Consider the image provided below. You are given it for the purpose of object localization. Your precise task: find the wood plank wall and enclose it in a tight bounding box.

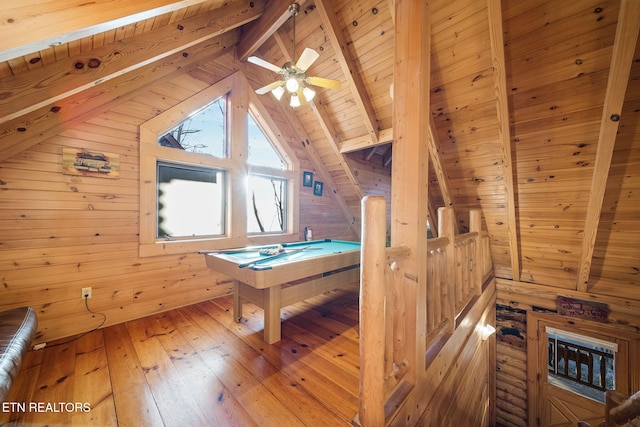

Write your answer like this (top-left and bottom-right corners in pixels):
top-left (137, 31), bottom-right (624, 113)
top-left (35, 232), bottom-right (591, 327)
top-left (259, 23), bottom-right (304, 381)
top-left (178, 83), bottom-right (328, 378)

top-left (416, 283), bottom-right (497, 426)
top-left (345, 154), bottom-right (391, 238)
top-left (0, 51), bottom-right (363, 343)
top-left (495, 304), bottom-right (528, 427)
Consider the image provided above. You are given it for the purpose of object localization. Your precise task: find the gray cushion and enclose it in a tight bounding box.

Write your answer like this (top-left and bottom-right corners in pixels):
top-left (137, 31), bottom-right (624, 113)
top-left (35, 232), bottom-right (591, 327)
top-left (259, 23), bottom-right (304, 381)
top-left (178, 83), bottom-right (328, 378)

top-left (0, 307), bottom-right (37, 403)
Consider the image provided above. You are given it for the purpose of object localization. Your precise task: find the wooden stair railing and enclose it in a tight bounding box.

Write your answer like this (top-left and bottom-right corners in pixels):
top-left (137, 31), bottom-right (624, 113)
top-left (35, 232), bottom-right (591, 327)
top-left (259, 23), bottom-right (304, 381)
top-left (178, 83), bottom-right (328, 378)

top-left (606, 390), bottom-right (640, 426)
top-left (356, 196), bottom-right (493, 427)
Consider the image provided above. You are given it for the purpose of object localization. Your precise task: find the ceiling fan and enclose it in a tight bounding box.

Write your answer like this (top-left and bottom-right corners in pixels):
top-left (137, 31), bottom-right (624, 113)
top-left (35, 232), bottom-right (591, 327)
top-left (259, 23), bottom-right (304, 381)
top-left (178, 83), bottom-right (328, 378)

top-left (248, 2), bottom-right (341, 107)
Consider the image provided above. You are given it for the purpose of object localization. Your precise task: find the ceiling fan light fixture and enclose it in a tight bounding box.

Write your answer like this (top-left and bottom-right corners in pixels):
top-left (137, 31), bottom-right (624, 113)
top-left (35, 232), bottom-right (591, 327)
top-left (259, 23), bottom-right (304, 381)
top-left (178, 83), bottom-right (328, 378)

top-left (302, 86), bottom-right (316, 102)
top-left (272, 85), bottom-right (285, 100)
top-left (290, 93), bottom-right (301, 107)
top-left (285, 77), bottom-right (299, 93)
top-left (249, 2), bottom-right (341, 108)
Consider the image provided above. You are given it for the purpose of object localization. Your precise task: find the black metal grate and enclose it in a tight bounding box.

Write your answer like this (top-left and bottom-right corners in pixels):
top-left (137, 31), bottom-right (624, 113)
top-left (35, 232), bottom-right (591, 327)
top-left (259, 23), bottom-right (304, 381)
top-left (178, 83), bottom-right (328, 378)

top-left (548, 336), bottom-right (614, 392)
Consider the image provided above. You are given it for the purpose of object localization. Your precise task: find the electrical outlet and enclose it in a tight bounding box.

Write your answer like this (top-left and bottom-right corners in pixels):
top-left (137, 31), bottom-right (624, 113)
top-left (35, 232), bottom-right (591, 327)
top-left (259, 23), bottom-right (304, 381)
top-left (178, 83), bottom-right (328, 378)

top-left (81, 287), bottom-right (92, 299)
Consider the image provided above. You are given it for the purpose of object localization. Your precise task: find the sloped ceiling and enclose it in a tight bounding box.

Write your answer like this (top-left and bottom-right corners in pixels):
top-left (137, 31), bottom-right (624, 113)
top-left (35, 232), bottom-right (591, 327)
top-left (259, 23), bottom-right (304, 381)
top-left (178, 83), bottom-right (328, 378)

top-left (0, 0), bottom-right (638, 300)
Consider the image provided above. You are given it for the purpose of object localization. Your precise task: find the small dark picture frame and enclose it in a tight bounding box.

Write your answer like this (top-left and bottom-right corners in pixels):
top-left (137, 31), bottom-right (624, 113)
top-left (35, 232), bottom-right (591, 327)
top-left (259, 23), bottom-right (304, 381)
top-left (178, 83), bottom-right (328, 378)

top-left (303, 171), bottom-right (313, 187)
top-left (313, 181), bottom-right (324, 196)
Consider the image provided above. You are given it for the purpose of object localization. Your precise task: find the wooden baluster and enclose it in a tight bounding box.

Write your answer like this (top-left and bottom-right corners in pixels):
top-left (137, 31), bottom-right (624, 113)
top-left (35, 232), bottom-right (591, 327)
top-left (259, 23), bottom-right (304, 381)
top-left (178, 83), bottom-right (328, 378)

top-left (426, 249), bottom-right (436, 333)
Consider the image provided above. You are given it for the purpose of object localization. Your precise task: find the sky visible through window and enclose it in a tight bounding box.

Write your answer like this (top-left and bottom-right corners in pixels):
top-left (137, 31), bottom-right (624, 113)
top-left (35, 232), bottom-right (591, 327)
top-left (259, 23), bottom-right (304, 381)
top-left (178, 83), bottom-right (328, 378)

top-left (247, 114), bottom-right (285, 170)
top-left (158, 98), bottom-right (226, 158)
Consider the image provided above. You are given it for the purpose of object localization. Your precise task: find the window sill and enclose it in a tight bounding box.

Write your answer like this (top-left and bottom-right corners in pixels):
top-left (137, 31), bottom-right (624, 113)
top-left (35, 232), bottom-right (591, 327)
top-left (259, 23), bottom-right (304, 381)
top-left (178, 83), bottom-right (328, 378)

top-left (139, 233), bottom-right (301, 257)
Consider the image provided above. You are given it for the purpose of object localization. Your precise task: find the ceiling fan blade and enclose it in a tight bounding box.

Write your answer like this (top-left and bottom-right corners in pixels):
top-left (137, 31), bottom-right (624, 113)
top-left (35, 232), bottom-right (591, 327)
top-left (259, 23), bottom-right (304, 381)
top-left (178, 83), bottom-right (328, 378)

top-left (255, 81), bottom-right (284, 95)
top-left (247, 56), bottom-right (282, 73)
top-left (306, 76), bottom-right (342, 90)
top-left (295, 48), bottom-right (319, 72)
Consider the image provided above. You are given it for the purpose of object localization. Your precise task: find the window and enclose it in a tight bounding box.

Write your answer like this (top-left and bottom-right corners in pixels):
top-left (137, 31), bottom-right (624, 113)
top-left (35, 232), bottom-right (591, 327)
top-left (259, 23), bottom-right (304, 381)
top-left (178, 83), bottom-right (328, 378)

top-left (139, 73), bottom-right (299, 256)
top-left (158, 97), bottom-right (226, 158)
top-left (247, 113), bottom-right (285, 170)
top-left (547, 327), bottom-right (617, 403)
top-left (157, 163), bottom-right (225, 238)
top-left (246, 112), bottom-right (289, 234)
top-left (247, 175), bottom-right (286, 233)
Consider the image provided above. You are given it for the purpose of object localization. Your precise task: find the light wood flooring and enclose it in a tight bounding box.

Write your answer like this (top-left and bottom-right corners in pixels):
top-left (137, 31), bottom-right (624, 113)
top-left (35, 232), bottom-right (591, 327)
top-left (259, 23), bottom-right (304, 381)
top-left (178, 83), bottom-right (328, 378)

top-left (1, 284), bottom-right (361, 426)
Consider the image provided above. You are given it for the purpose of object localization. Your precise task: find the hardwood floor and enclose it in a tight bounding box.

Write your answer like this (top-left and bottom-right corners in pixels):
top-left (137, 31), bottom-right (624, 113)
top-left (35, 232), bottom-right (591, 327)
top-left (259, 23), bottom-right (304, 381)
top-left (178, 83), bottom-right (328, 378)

top-left (1, 284), bottom-right (360, 426)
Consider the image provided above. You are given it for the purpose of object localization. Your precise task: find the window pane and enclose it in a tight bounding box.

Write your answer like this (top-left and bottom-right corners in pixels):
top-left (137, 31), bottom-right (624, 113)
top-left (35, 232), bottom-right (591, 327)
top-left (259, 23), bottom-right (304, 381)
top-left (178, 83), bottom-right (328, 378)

top-left (247, 175), bottom-right (286, 233)
top-left (546, 328), bottom-right (616, 403)
top-left (157, 163), bottom-right (225, 238)
top-left (158, 97), bottom-right (226, 158)
top-left (247, 114), bottom-right (285, 170)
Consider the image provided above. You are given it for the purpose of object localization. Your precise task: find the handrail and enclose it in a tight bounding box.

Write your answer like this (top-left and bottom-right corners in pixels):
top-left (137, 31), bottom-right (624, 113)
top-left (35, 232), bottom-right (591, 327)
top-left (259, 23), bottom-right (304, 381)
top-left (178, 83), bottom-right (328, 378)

top-left (357, 197), bottom-right (493, 426)
top-left (607, 390), bottom-right (640, 426)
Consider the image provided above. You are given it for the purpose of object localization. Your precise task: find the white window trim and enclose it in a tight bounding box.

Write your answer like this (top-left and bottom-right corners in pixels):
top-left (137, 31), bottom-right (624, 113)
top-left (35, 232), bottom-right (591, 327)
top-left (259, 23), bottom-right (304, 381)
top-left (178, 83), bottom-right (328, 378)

top-left (546, 326), bottom-right (619, 352)
top-left (139, 72), bottom-right (299, 257)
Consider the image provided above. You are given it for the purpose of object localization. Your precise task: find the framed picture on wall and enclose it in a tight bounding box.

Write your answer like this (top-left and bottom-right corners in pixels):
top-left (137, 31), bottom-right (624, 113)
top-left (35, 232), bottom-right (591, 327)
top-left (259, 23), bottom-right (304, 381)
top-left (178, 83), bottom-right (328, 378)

top-left (303, 171), bottom-right (313, 187)
top-left (313, 181), bottom-right (324, 196)
top-left (62, 148), bottom-right (120, 179)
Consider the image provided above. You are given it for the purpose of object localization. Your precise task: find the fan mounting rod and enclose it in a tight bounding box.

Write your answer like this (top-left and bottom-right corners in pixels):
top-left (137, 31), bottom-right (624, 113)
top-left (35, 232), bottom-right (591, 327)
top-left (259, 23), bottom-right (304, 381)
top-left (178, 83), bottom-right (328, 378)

top-left (247, 0), bottom-right (341, 107)
top-left (288, 2), bottom-right (300, 16)
top-left (289, 2), bottom-right (300, 63)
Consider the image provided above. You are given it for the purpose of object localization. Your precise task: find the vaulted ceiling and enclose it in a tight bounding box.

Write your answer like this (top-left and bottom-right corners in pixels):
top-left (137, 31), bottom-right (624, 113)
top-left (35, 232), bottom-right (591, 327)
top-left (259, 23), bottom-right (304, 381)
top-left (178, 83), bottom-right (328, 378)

top-left (1, 0), bottom-right (639, 300)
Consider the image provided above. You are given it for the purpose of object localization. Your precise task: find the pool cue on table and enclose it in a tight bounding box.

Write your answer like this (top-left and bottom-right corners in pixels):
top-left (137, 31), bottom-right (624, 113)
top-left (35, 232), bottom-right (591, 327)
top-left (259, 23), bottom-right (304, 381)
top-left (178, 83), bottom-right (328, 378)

top-left (237, 245), bottom-right (311, 268)
top-left (198, 247), bottom-right (321, 255)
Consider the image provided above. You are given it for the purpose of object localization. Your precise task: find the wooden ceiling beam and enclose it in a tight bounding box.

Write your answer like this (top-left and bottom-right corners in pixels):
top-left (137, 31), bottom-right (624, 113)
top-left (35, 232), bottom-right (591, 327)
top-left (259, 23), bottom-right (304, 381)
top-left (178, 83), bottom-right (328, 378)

top-left (236, 0), bottom-right (309, 62)
top-left (340, 128), bottom-right (393, 153)
top-left (286, 103), bottom-right (361, 239)
top-left (0, 0), bottom-right (261, 126)
top-left (0, 32), bottom-right (237, 162)
top-left (262, 9), bottom-right (364, 232)
top-left (315, 0), bottom-right (380, 144)
top-left (427, 116), bottom-right (457, 234)
top-left (0, 0), bottom-right (212, 62)
top-left (237, 58), bottom-right (361, 238)
top-left (365, 147), bottom-right (378, 161)
top-left (309, 99), bottom-right (364, 200)
top-left (382, 148), bottom-right (392, 167)
top-left (577, 0), bottom-right (640, 292)
top-left (487, 0), bottom-right (520, 281)
top-left (267, 16), bottom-right (364, 220)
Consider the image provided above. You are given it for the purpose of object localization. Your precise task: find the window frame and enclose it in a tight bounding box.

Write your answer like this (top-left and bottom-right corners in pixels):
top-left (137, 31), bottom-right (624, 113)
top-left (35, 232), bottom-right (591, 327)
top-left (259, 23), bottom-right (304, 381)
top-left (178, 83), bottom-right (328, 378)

top-left (139, 72), bottom-right (299, 257)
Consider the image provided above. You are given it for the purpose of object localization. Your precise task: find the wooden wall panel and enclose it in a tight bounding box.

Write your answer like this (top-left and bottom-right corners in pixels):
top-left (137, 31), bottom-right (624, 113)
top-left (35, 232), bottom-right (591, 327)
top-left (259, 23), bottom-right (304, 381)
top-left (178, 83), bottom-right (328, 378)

top-left (416, 290), bottom-right (496, 427)
top-left (503, 0), bottom-right (621, 289)
top-left (345, 153), bottom-right (391, 236)
top-left (430, 0), bottom-right (512, 279)
top-left (588, 38), bottom-right (640, 299)
top-left (0, 53), bottom-right (357, 343)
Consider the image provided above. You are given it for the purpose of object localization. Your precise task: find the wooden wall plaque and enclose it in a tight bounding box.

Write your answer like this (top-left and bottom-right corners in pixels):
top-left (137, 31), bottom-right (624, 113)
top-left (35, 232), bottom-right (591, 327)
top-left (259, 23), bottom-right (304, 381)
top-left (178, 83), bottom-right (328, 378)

top-left (557, 296), bottom-right (609, 322)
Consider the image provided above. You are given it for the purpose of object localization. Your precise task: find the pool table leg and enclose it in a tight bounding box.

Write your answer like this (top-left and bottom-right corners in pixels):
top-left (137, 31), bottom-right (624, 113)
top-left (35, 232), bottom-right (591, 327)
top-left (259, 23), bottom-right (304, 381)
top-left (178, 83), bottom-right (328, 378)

top-left (263, 286), bottom-right (282, 344)
top-left (233, 280), bottom-right (242, 322)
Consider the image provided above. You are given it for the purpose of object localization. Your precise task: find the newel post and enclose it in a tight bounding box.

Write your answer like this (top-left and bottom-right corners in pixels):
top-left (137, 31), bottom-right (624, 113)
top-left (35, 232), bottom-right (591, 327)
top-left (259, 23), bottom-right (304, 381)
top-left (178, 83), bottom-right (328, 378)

top-left (469, 209), bottom-right (482, 294)
top-left (359, 196), bottom-right (386, 426)
top-left (438, 206), bottom-right (455, 332)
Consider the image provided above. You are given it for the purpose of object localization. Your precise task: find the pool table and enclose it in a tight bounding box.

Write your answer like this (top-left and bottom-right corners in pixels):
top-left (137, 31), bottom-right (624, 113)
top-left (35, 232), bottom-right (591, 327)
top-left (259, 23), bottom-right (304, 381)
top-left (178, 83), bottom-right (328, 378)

top-left (203, 239), bottom-right (361, 343)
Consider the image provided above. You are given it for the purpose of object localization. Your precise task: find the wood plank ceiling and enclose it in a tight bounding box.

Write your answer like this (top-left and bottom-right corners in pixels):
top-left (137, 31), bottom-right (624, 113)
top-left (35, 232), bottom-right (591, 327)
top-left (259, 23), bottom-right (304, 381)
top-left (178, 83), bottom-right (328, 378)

top-left (0, 0), bottom-right (639, 300)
